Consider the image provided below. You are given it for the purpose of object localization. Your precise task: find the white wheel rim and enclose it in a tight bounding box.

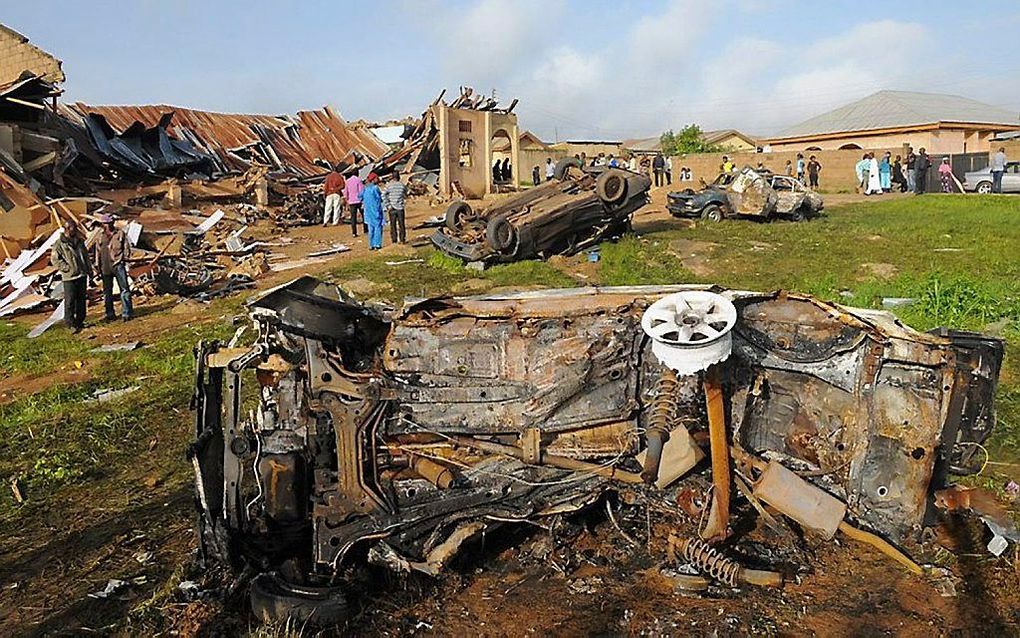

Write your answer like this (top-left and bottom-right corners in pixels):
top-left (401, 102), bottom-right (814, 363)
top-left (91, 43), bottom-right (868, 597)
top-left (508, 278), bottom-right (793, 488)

top-left (641, 291), bottom-right (737, 374)
top-left (642, 291), bottom-right (736, 346)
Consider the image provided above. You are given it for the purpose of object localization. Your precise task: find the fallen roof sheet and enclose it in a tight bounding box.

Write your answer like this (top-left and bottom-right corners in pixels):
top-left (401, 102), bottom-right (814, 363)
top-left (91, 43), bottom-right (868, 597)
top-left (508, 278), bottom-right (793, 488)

top-left (60, 103), bottom-right (389, 178)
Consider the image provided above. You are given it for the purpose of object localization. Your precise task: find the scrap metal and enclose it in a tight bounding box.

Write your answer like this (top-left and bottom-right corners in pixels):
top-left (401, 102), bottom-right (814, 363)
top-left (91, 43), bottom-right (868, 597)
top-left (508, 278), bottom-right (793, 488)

top-left (190, 279), bottom-right (1004, 624)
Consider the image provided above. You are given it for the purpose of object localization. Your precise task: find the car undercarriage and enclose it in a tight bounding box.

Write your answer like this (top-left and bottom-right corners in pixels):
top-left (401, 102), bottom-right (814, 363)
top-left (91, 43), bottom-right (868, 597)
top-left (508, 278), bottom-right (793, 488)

top-left (190, 277), bottom-right (1004, 625)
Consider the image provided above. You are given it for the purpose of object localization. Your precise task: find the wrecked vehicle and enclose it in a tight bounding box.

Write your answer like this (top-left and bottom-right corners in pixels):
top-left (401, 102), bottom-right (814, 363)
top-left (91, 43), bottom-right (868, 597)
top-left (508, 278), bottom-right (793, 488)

top-left (431, 161), bottom-right (650, 263)
top-left (191, 277), bottom-right (1002, 624)
top-left (667, 167), bottom-right (823, 222)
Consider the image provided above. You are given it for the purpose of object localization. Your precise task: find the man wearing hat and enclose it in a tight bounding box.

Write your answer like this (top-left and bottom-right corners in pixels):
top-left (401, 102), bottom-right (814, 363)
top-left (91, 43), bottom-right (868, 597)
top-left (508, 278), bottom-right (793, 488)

top-left (362, 173), bottom-right (385, 250)
top-left (95, 213), bottom-right (134, 321)
top-left (50, 219), bottom-right (91, 333)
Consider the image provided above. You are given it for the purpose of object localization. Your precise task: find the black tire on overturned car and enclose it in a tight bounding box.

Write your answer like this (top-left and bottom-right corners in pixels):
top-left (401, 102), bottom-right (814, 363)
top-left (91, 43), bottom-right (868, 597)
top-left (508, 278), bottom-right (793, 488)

top-left (250, 572), bottom-right (350, 628)
top-left (553, 157), bottom-right (582, 181)
top-left (596, 169), bottom-right (629, 205)
top-left (445, 200), bottom-right (474, 231)
top-left (485, 215), bottom-right (516, 252)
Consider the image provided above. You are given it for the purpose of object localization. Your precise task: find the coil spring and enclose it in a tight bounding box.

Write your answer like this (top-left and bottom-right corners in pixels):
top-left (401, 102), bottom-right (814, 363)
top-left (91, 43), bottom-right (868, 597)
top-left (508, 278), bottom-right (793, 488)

top-left (676, 538), bottom-right (741, 586)
top-left (648, 367), bottom-right (680, 434)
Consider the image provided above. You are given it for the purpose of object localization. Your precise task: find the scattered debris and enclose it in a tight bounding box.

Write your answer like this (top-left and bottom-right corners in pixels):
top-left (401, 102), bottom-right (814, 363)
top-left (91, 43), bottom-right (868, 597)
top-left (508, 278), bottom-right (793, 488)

top-left (881, 297), bottom-right (915, 308)
top-left (88, 385), bottom-right (140, 403)
top-left (9, 478), bottom-right (25, 504)
top-left (87, 576), bottom-right (147, 599)
top-left (385, 258), bottom-right (425, 266)
top-left (935, 485), bottom-right (1020, 556)
top-left (90, 341), bottom-right (142, 353)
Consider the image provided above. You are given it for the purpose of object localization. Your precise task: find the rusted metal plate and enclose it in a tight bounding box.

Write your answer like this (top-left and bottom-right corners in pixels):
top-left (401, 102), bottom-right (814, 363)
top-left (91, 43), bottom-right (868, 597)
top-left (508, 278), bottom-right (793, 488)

top-left (61, 103), bottom-right (388, 178)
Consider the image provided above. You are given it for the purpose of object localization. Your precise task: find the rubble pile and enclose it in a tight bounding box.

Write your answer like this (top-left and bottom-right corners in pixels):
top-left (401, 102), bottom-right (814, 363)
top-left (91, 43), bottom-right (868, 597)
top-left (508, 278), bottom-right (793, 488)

top-left (372, 86), bottom-right (518, 200)
top-left (0, 27), bottom-right (392, 325)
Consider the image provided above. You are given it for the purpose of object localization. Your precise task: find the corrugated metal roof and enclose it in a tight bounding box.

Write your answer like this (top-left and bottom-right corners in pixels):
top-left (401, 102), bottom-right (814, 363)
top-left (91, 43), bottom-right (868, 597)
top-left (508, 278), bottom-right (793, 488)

top-left (772, 90), bottom-right (1020, 140)
top-left (61, 102), bottom-right (389, 177)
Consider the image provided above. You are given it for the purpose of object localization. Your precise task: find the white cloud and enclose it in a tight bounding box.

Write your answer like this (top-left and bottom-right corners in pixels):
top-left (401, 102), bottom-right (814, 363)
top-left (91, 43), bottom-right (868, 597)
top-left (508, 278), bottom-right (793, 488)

top-left (628, 0), bottom-right (719, 70)
top-left (408, 5), bottom-right (1008, 141)
top-left (416, 0), bottom-right (568, 80)
top-left (532, 46), bottom-right (602, 96)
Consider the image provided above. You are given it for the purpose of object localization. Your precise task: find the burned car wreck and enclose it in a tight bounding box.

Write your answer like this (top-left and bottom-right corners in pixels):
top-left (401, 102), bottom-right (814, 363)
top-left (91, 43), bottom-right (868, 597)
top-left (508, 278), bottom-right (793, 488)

top-left (668, 167), bottom-right (823, 222)
top-left (190, 277), bottom-right (1003, 625)
top-left (431, 160), bottom-right (651, 263)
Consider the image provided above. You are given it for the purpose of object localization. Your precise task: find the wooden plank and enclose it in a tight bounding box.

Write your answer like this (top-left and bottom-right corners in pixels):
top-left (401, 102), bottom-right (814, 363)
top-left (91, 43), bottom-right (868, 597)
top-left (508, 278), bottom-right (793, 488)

top-left (21, 151), bottom-right (56, 172)
top-left (3, 97), bottom-right (45, 110)
top-left (20, 131), bottom-right (60, 154)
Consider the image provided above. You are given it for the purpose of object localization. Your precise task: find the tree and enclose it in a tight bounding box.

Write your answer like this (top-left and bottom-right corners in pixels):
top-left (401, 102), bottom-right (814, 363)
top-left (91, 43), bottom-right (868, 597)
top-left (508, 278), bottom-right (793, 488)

top-left (659, 125), bottom-right (727, 155)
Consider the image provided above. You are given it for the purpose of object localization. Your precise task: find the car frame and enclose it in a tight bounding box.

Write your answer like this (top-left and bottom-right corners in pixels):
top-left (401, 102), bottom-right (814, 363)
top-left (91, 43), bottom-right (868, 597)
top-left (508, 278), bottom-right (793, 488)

top-left (667, 167), bottom-right (823, 222)
top-left (190, 277), bottom-right (1001, 625)
top-left (431, 160), bottom-right (651, 263)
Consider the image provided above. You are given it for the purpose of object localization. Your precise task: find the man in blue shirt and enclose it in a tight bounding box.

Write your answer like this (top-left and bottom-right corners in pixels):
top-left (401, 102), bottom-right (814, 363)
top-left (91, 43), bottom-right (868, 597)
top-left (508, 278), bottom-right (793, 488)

top-left (362, 173), bottom-right (385, 250)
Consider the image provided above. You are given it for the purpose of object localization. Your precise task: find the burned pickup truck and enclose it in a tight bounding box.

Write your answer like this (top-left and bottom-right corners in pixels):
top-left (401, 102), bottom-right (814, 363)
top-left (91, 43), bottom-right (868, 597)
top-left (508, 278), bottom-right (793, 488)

top-left (431, 161), bottom-right (650, 263)
top-left (191, 277), bottom-right (1003, 625)
top-left (668, 167), bottom-right (823, 222)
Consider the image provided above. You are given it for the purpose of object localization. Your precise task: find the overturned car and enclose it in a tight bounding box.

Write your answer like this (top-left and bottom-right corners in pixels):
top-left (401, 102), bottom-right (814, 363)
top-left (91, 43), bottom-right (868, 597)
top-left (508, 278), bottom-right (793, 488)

top-left (190, 277), bottom-right (1002, 624)
top-left (668, 167), bottom-right (823, 222)
top-left (431, 160), bottom-right (651, 263)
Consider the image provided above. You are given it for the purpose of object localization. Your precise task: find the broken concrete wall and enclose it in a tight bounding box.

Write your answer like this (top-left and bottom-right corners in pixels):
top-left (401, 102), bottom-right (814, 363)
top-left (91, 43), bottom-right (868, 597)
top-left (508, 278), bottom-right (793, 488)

top-left (436, 104), bottom-right (519, 198)
top-left (0, 25), bottom-right (64, 86)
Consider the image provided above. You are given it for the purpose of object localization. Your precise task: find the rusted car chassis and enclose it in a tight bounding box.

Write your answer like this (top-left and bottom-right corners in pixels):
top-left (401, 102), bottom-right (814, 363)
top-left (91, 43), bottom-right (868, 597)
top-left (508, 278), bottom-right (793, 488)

top-left (190, 277), bottom-right (1002, 621)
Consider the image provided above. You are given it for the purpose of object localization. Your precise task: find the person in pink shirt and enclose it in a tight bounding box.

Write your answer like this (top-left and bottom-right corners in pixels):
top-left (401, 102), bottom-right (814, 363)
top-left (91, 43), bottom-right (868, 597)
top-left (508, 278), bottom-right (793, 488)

top-left (938, 157), bottom-right (954, 193)
top-left (344, 173), bottom-right (366, 236)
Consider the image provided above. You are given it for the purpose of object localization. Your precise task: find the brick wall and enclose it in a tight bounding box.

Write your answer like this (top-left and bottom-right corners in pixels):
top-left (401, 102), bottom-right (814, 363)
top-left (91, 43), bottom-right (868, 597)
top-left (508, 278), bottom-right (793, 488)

top-left (671, 147), bottom-right (910, 192)
top-left (0, 25), bottom-right (64, 85)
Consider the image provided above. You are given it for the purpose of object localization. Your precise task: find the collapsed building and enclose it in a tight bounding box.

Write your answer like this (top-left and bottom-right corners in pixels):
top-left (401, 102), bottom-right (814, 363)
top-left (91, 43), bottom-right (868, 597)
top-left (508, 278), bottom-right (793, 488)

top-left (377, 87), bottom-right (521, 199)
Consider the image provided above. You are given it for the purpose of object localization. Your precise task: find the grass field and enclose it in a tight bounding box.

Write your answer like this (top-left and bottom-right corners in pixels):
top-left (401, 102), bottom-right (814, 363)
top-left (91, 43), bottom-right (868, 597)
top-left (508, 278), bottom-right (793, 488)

top-left (1, 193), bottom-right (1018, 633)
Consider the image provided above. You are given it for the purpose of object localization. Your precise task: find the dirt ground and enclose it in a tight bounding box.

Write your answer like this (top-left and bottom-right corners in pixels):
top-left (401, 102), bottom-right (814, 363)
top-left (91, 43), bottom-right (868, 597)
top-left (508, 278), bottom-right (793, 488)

top-left (3, 183), bottom-right (1014, 637)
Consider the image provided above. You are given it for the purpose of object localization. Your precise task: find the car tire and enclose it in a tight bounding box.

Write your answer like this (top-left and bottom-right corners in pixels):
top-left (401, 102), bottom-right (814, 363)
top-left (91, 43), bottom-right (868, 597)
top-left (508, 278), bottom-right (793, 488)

top-left (701, 204), bottom-right (723, 223)
top-left (445, 201), bottom-right (474, 231)
top-left (789, 206), bottom-right (807, 222)
top-left (596, 169), bottom-right (628, 205)
top-left (486, 215), bottom-right (516, 251)
top-left (976, 181), bottom-right (992, 194)
top-left (553, 157), bottom-right (582, 180)
top-left (250, 572), bottom-right (349, 628)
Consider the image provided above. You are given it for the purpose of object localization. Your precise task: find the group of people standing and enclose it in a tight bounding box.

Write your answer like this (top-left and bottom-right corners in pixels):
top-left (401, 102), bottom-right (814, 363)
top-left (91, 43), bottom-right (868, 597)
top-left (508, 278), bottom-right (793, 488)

top-left (323, 165), bottom-right (407, 249)
top-left (855, 147), bottom-right (946, 195)
top-left (533, 152), bottom-right (678, 187)
top-left (491, 158), bottom-right (513, 184)
top-left (777, 153), bottom-right (822, 187)
top-left (50, 214), bottom-right (134, 333)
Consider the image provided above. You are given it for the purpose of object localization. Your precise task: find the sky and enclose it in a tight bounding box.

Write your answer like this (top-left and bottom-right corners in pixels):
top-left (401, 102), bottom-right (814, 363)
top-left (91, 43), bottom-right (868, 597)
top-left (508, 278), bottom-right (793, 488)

top-left (6, 1), bottom-right (1020, 141)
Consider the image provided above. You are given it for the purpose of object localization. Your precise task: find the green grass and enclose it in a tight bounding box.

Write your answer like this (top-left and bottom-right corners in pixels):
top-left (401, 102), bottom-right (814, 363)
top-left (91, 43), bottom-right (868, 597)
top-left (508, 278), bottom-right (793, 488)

top-left (327, 246), bottom-right (575, 303)
top-left (0, 312), bottom-right (237, 513)
top-left (0, 321), bottom-right (93, 377)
